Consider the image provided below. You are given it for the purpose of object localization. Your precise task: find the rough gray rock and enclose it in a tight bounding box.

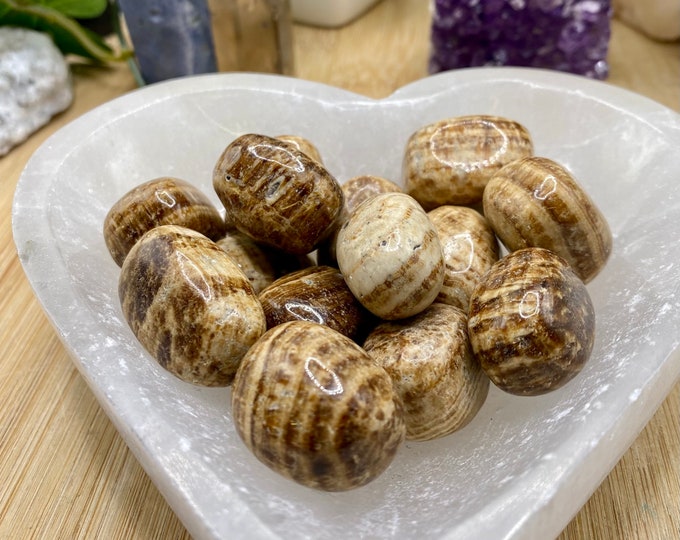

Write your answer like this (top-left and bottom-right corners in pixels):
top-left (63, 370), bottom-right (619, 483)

top-left (0, 27), bottom-right (73, 156)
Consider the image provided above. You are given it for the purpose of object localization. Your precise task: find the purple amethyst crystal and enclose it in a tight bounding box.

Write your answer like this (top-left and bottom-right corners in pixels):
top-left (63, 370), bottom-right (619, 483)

top-left (429, 0), bottom-right (612, 79)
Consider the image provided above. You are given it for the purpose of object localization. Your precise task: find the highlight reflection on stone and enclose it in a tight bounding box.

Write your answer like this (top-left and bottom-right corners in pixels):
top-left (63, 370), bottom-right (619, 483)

top-left (276, 134), bottom-right (324, 163)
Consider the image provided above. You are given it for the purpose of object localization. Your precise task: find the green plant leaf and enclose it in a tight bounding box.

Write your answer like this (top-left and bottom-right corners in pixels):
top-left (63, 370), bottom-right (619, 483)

top-left (42, 0), bottom-right (108, 19)
top-left (0, 0), bottom-right (131, 62)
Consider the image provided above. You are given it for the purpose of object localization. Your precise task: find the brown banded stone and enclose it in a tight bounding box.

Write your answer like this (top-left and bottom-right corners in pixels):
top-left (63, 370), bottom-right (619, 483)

top-left (403, 115), bottom-right (533, 208)
top-left (258, 266), bottom-right (374, 342)
top-left (216, 230), bottom-right (313, 294)
top-left (468, 247), bottom-right (595, 396)
top-left (428, 205), bottom-right (500, 311)
top-left (118, 225), bottom-right (266, 386)
top-left (275, 134), bottom-right (324, 163)
top-left (231, 321), bottom-right (405, 491)
top-left (103, 176), bottom-right (226, 266)
top-left (483, 156), bottom-right (612, 283)
top-left (212, 133), bottom-right (344, 255)
top-left (364, 303), bottom-right (489, 441)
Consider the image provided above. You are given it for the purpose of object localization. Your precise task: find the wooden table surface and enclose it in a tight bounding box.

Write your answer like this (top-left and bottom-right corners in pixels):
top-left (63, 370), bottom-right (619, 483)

top-left (1, 1), bottom-right (678, 538)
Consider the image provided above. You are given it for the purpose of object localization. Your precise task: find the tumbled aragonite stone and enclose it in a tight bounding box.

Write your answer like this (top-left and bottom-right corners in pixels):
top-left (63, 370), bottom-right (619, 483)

top-left (364, 303), bottom-right (489, 441)
top-left (483, 156), bottom-right (612, 283)
top-left (403, 115), bottom-right (533, 208)
top-left (429, 0), bottom-right (612, 79)
top-left (317, 174), bottom-right (403, 266)
top-left (276, 134), bottom-right (324, 163)
top-left (468, 247), bottom-right (595, 396)
top-left (118, 225), bottom-right (266, 386)
top-left (104, 176), bottom-right (227, 267)
top-left (216, 230), bottom-right (313, 294)
top-left (213, 133), bottom-right (344, 255)
top-left (428, 205), bottom-right (500, 311)
top-left (231, 320), bottom-right (406, 491)
top-left (336, 192), bottom-right (444, 320)
top-left (258, 266), bottom-right (375, 341)
top-left (342, 175), bottom-right (403, 213)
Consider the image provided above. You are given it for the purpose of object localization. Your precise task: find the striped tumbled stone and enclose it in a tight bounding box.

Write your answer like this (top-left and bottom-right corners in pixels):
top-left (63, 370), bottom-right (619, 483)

top-left (118, 225), bottom-right (265, 386)
top-left (231, 321), bottom-right (406, 491)
top-left (403, 115), bottom-right (533, 209)
top-left (213, 133), bottom-right (344, 255)
top-left (468, 247), bottom-right (595, 396)
top-left (428, 205), bottom-right (500, 312)
top-left (336, 192), bottom-right (444, 320)
top-left (483, 156), bottom-right (612, 283)
top-left (364, 303), bottom-right (489, 441)
top-left (104, 177), bottom-right (226, 267)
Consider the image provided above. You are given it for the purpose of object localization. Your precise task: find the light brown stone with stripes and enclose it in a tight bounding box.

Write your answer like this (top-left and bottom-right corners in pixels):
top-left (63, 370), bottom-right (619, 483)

top-left (336, 192), bottom-right (444, 320)
top-left (363, 303), bottom-right (489, 441)
top-left (275, 134), bottom-right (324, 164)
top-left (402, 115), bottom-right (533, 209)
top-left (318, 174), bottom-right (403, 266)
top-left (118, 225), bottom-right (266, 386)
top-left (483, 156), bottom-right (612, 283)
top-left (103, 177), bottom-right (227, 267)
top-left (342, 175), bottom-right (403, 213)
top-left (428, 205), bottom-right (500, 311)
top-left (231, 320), bottom-right (405, 491)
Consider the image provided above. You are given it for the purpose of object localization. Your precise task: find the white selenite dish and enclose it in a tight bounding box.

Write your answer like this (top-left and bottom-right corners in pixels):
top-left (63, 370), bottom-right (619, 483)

top-left (12, 68), bottom-right (680, 540)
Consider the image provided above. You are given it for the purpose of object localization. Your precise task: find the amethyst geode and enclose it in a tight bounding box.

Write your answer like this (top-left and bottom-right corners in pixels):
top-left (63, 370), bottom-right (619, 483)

top-left (429, 0), bottom-right (612, 79)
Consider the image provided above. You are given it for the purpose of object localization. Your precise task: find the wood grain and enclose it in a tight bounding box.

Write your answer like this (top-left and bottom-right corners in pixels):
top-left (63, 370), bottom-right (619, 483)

top-left (1, 1), bottom-right (678, 538)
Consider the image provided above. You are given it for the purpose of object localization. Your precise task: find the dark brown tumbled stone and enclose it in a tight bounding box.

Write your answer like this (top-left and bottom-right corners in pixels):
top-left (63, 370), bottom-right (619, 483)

top-left (212, 133), bottom-right (344, 255)
top-left (258, 266), bottom-right (375, 341)
top-left (468, 247), bottom-right (595, 396)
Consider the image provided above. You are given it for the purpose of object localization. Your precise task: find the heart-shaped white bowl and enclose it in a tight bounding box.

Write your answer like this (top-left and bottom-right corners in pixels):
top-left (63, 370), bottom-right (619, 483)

top-left (12, 68), bottom-right (680, 540)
